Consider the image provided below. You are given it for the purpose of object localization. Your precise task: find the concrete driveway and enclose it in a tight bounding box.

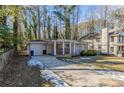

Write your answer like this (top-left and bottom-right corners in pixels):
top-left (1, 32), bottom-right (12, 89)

top-left (31, 56), bottom-right (95, 70)
top-left (31, 56), bottom-right (124, 87)
top-left (31, 56), bottom-right (70, 69)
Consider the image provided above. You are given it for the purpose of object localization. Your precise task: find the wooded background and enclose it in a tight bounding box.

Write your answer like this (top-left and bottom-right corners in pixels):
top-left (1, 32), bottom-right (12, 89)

top-left (0, 5), bottom-right (124, 52)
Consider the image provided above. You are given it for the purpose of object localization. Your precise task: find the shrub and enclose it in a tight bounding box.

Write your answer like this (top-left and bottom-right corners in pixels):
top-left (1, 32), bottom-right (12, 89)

top-left (0, 24), bottom-right (13, 50)
top-left (86, 50), bottom-right (97, 56)
top-left (80, 50), bottom-right (97, 56)
top-left (80, 50), bottom-right (86, 56)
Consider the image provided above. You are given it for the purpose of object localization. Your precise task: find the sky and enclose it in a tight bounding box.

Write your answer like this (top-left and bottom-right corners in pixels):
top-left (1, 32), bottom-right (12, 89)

top-left (80, 5), bottom-right (124, 24)
top-left (79, 5), bottom-right (100, 22)
top-left (27, 5), bottom-right (124, 26)
top-left (48, 5), bottom-right (102, 23)
top-left (47, 5), bottom-right (124, 24)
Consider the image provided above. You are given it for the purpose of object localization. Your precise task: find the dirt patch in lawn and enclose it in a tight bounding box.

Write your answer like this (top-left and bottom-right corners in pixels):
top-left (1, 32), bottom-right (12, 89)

top-left (0, 56), bottom-right (53, 87)
top-left (100, 78), bottom-right (124, 87)
top-left (58, 56), bottom-right (124, 72)
top-left (54, 56), bottom-right (124, 87)
top-left (53, 70), bottom-right (124, 87)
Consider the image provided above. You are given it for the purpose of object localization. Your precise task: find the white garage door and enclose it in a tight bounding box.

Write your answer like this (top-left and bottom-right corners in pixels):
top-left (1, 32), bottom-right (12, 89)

top-left (30, 43), bottom-right (43, 56)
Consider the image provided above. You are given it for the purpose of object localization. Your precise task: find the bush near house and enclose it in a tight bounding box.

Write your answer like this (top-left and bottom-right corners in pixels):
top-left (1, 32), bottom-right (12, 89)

top-left (80, 50), bottom-right (85, 56)
top-left (80, 50), bottom-right (97, 56)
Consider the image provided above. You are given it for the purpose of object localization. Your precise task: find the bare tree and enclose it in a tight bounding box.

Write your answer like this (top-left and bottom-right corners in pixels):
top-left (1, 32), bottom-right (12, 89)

top-left (53, 5), bottom-right (76, 39)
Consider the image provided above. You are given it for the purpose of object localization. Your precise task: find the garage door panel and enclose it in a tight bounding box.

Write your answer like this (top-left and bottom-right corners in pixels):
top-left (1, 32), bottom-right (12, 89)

top-left (30, 44), bottom-right (42, 56)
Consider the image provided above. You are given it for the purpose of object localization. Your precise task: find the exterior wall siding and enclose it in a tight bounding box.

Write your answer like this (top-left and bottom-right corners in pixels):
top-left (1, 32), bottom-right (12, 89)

top-left (29, 43), bottom-right (45, 56)
top-left (80, 28), bottom-right (124, 56)
top-left (101, 28), bottom-right (109, 54)
top-left (29, 40), bottom-right (80, 56)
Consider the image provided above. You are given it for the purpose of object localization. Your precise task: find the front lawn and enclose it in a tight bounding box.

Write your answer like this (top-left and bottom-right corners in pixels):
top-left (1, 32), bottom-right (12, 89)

top-left (96, 56), bottom-right (124, 63)
top-left (94, 56), bottom-right (124, 71)
top-left (57, 56), bottom-right (124, 72)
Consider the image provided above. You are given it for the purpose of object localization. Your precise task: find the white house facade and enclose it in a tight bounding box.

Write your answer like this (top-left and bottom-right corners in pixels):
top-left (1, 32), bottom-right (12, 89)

top-left (28, 39), bottom-right (81, 57)
top-left (80, 27), bottom-right (124, 57)
top-left (28, 27), bottom-right (124, 57)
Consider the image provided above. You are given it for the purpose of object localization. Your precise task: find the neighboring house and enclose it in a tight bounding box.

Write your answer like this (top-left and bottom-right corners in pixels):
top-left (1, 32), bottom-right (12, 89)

top-left (28, 39), bottom-right (81, 56)
top-left (109, 29), bottom-right (124, 57)
top-left (79, 27), bottom-right (124, 57)
top-left (79, 32), bottom-right (102, 51)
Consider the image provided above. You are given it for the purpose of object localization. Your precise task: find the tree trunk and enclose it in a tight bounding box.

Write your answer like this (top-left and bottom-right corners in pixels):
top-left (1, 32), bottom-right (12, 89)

top-left (47, 16), bottom-right (51, 39)
top-left (37, 6), bottom-right (41, 40)
top-left (13, 16), bottom-right (18, 50)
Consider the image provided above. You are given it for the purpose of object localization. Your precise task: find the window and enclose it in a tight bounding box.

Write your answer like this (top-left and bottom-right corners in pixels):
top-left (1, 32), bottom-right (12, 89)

top-left (111, 37), bottom-right (114, 42)
top-left (119, 36), bottom-right (122, 42)
top-left (119, 36), bottom-right (121, 42)
top-left (96, 39), bottom-right (100, 42)
top-left (111, 47), bottom-right (114, 52)
top-left (122, 46), bottom-right (124, 51)
top-left (118, 46), bottom-right (124, 51)
top-left (123, 37), bottom-right (124, 42)
top-left (118, 46), bottom-right (121, 51)
top-left (98, 46), bottom-right (101, 50)
top-left (65, 44), bottom-right (69, 48)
